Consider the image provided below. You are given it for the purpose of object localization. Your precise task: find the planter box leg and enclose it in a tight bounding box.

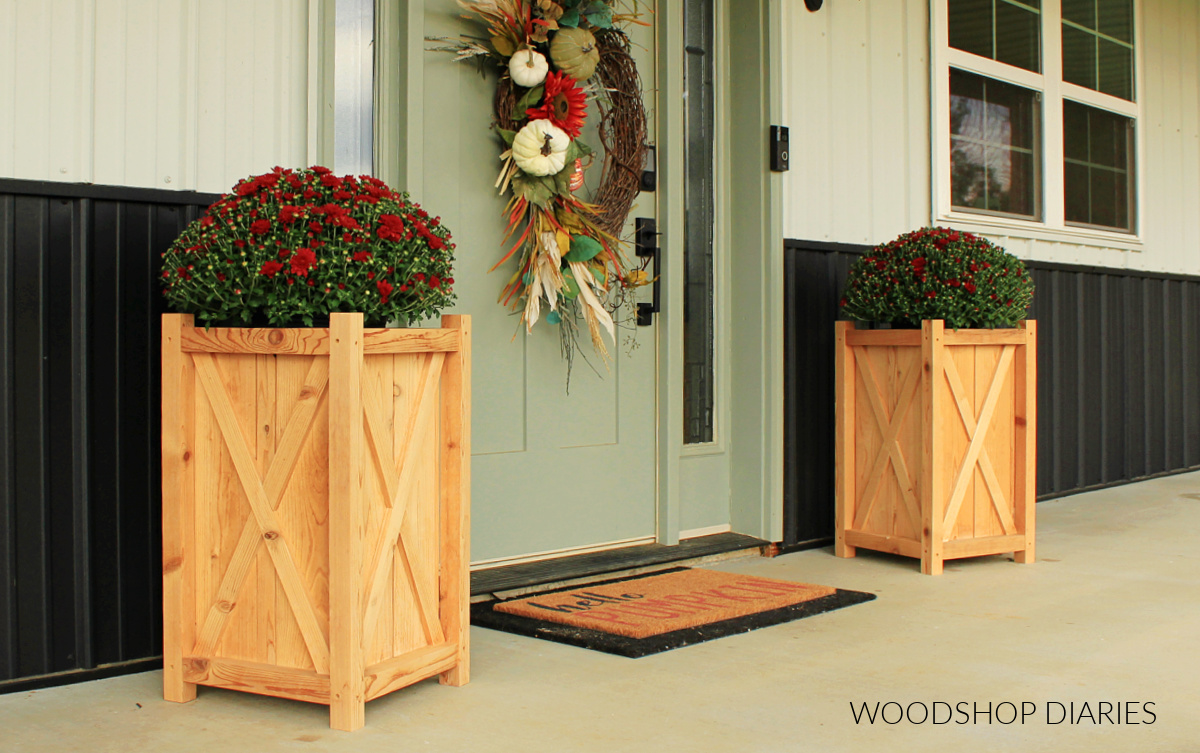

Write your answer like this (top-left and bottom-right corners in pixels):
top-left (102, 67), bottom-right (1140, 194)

top-left (438, 315), bottom-right (471, 687)
top-left (329, 314), bottom-right (365, 732)
top-left (833, 322), bottom-right (856, 559)
top-left (162, 313), bottom-right (198, 703)
top-left (921, 550), bottom-right (944, 576)
top-left (834, 534), bottom-right (856, 559)
top-left (920, 320), bottom-right (945, 577)
top-left (1014, 321), bottom-right (1037, 565)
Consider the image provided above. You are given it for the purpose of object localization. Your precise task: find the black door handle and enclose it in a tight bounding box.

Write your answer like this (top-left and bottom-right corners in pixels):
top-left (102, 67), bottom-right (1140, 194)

top-left (636, 217), bottom-right (659, 326)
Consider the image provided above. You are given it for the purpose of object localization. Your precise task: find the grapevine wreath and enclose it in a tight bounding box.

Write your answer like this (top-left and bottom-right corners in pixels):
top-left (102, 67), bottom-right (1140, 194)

top-left (432, 0), bottom-right (650, 364)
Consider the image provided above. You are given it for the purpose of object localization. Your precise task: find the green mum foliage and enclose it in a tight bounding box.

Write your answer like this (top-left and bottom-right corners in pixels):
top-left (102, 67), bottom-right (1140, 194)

top-left (840, 227), bottom-right (1034, 329)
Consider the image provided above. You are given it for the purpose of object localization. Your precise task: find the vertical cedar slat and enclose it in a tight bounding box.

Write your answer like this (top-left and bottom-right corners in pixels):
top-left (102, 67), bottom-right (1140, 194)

top-left (161, 314), bottom-right (197, 702)
top-left (13, 195), bottom-right (49, 676)
top-left (1014, 321), bottom-right (1037, 563)
top-left (833, 321), bottom-right (855, 558)
top-left (255, 354), bottom-right (278, 666)
top-left (328, 313), bottom-right (365, 731)
top-left (921, 320), bottom-right (945, 576)
top-left (439, 315), bottom-right (471, 686)
top-left (0, 195), bottom-right (14, 681)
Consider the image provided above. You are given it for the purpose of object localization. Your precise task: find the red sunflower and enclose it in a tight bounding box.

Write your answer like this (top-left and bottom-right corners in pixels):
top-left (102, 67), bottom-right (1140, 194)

top-left (526, 70), bottom-right (587, 139)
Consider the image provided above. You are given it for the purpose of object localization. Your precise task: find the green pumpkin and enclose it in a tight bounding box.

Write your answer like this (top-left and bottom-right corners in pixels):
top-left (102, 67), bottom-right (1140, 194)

top-left (550, 27), bottom-right (599, 81)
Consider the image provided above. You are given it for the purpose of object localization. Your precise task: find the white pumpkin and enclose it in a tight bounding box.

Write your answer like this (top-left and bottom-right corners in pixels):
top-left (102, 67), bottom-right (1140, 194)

top-left (508, 48), bottom-right (549, 88)
top-left (512, 119), bottom-right (570, 176)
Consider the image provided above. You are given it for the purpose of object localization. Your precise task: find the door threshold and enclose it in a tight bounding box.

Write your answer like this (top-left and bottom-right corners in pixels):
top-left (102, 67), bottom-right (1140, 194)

top-left (470, 532), bottom-right (770, 598)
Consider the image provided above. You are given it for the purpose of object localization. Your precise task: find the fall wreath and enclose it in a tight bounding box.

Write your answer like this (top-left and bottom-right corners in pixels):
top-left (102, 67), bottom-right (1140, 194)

top-left (432, 0), bottom-right (649, 364)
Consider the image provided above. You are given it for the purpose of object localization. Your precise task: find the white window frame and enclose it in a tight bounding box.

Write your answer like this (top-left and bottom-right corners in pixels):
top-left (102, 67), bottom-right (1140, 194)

top-left (931, 0), bottom-right (1145, 249)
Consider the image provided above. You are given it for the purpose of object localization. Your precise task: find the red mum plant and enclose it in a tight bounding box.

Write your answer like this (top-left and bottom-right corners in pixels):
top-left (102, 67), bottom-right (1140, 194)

top-left (840, 227), bottom-right (1033, 329)
top-left (526, 70), bottom-right (587, 138)
top-left (162, 166), bottom-right (456, 327)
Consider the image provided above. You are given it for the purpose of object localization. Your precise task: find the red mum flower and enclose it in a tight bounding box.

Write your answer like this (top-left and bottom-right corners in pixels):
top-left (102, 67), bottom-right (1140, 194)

top-left (526, 70), bottom-right (587, 138)
top-left (377, 213), bottom-right (406, 242)
top-left (290, 248), bottom-right (317, 277)
top-left (260, 260), bottom-right (285, 278)
top-left (250, 219), bottom-right (271, 235)
top-left (377, 279), bottom-right (394, 303)
top-left (353, 251), bottom-right (372, 262)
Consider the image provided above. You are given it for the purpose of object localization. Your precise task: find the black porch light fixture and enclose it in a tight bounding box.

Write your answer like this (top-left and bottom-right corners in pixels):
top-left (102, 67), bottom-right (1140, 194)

top-left (805, 0), bottom-right (823, 10)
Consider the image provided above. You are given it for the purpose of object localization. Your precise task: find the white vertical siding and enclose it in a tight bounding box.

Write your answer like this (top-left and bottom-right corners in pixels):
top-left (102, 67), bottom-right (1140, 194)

top-left (780, 0), bottom-right (931, 247)
top-left (781, 0), bottom-right (1200, 275)
top-left (0, 0), bottom-right (311, 194)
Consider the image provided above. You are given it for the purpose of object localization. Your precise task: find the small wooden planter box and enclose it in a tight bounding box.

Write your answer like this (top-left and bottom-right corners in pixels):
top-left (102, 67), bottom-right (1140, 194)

top-left (161, 313), bottom-right (470, 731)
top-left (834, 320), bottom-right (1036, 575)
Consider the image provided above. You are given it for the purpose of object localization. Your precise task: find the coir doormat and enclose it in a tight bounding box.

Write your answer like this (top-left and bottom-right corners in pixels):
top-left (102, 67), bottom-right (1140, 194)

top-left (471, 567), bottom-right (876, 657)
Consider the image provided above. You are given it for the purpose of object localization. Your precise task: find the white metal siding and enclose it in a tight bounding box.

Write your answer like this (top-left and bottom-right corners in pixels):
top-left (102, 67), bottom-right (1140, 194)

top-left (780, 0), bottom-right (932, 248)
top-left (0, 0), bottom-right (311, 194)
top-left (781, 0), bottom-right (1200, 275)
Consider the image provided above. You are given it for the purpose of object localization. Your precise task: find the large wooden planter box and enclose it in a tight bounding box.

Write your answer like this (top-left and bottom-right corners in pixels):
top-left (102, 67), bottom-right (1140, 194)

top-left (834, 320), bottom-right (1036, 575)
top-left (161, 312), bottom-right (470, 731)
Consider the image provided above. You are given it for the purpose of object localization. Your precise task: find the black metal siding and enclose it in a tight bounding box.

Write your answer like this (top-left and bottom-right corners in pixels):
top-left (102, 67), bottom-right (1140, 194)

top-left (0, 180), bottom-right (217, 688)
top-left (784, 240), bottom-right (1200, 547)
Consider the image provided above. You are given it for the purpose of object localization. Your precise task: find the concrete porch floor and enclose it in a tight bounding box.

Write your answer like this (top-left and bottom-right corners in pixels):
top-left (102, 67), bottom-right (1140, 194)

top-left (3, 472), bottom-right (1198, 752)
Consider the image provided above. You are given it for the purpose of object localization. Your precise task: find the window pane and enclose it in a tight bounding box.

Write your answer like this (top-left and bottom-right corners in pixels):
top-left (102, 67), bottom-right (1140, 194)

top-left (949, 0), bottom-right (992, 59)
top-left (683, 0), bottom-right (715, 444)
top-left (1063, 100), bottom-right (1134, 231)
top-left (1062, 25), bottom-right (1097, 90)
top-left (1087, 105), bottom-right (1130, 169)
top-left (1090, 169), bottom-right (1127, 229)
top-left (1064, 162), bottom-right (1090, 220)
top-left (950, 69), bottom-right (984, 137)
top-left (948, 0), bottom-right (1040, 72)
top-left (995, 2), bottom-right (1040, 71)
top-left (1098, 39), bottom-right (1133, 100)
top-left (991, 148), bottom-right (1038, 215)
top-left (1063, 101), bottom-right (1089, 161)
top-left (1062, 0), bottom-right (1095, 28)
top-left (949, 69), bottom-right (1040, 219)
top-left (951, 137), bottom-right (989, 210)
top-left (1063, 0), bottom-right (1134, 102)
top-left (1098, 0), bottom-right (1133, 43)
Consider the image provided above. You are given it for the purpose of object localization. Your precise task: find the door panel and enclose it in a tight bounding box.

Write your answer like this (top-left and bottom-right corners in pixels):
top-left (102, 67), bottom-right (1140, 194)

top-left (421, 2), bottom-right (658, 564)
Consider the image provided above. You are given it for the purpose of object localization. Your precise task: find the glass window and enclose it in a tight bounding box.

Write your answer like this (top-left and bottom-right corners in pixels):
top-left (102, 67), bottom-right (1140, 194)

top-left (683, 0), bottom-right (715, 444)
top-left (950, 69), bottom-right (1041, 218)
top-left (938, 0), bottom-right (1138, 237)
top-left (949, 0), bottom-right (1042, 73)
top-left (1063, 100), bottom-right (1134, 230)
top-left (1062, 0), bottom-right (1135, 101)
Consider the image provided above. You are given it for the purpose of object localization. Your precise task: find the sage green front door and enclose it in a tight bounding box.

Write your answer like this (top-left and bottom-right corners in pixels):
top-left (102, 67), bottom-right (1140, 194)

top-left (421, 6), bottom-right (659, 566)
